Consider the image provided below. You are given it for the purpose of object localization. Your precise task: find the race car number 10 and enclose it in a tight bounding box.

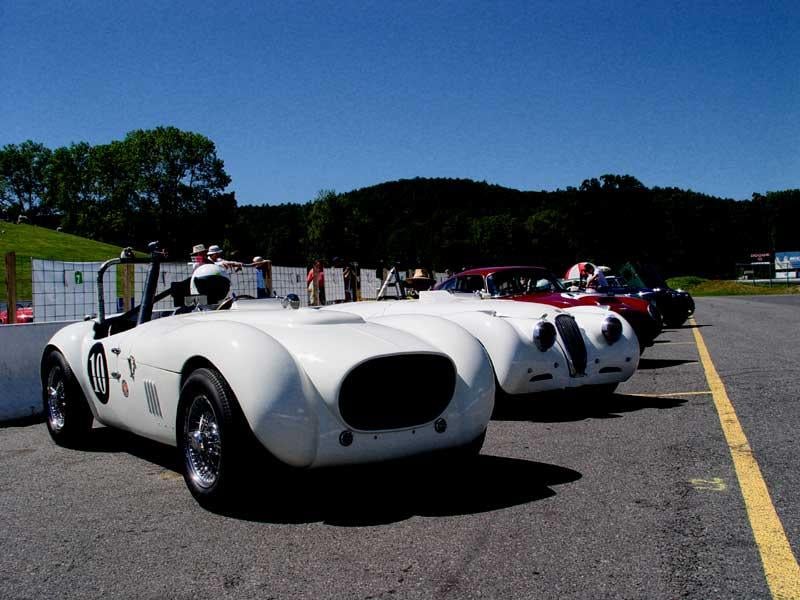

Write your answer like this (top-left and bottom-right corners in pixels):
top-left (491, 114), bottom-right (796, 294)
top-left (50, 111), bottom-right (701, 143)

top-left (87, 343), bottom-right (110, 404)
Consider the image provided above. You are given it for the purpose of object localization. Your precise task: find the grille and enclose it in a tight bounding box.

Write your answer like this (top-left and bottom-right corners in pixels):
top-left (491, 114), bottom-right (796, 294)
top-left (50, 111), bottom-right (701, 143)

top-left (555, 314), bottom-right (587, 376)
top-left (144, 380), bottom-right (163, 418)
top-left (338, 355), bottom-right (456, 431)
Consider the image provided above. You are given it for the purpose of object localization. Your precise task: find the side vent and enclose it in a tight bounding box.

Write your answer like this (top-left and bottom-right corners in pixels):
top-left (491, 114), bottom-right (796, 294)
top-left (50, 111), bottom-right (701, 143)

top-left (144, 380), bottom-right (163, 418)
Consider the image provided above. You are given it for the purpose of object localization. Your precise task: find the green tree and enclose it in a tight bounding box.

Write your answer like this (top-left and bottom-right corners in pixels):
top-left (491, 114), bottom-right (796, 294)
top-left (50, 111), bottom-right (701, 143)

top-left (0, 141), bottom-right (52, 220)
top-left (122, 127), bottom-right (232, 251)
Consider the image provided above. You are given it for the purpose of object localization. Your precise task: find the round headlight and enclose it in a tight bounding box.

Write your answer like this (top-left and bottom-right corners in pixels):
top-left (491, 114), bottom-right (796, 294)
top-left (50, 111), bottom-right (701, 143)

top-left (533, 320), bottom-right (557, 351)
top-left (602, 316), bottom-right (623, 344)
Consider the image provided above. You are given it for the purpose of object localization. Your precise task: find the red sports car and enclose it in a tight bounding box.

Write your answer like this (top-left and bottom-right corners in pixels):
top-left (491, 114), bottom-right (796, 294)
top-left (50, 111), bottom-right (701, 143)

top-left (0, 302), bottom-right (34, 324)
top-left (434, 266), bottom-right (662, 351)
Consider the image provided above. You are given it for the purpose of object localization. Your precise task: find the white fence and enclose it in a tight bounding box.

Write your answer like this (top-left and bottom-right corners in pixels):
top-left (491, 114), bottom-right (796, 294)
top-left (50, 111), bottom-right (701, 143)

top-left (24, 259), bottom-right (450, 322)
top-left (32, 259), bottom-right (117, 322)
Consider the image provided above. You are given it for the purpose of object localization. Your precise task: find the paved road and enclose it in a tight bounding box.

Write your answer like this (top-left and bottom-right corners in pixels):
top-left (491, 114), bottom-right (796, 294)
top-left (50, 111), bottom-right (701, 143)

top-left (1, 296), bottom-right (797, 599)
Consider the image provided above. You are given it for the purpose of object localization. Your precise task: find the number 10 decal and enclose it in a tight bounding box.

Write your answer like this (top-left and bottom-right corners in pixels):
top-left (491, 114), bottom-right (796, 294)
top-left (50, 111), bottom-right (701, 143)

top-left (87, 343), bottom-right (110, 404)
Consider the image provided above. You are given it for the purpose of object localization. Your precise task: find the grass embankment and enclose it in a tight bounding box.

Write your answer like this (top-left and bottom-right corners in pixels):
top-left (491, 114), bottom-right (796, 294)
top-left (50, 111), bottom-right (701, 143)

top-left (667, 276), bottom-right (800, 297)
top-left (0, 221), bottom-right (142, 301)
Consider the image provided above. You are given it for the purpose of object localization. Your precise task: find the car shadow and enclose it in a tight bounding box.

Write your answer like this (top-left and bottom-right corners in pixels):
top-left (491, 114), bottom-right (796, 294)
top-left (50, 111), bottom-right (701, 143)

top-left (0, 413), bottom-right (45, 429)
top-left (668, 323), bottom-right (710, 329)
top-left (492, 393), bottom-right (686, 423)
top-left (637, 358), bottom-right (698, 370)
top-left (211, 455), bottom-right (582, 526)
top-left (73, 426), bottom-right (181, 472)
top-left (64, 426), bottom-right (581, 526)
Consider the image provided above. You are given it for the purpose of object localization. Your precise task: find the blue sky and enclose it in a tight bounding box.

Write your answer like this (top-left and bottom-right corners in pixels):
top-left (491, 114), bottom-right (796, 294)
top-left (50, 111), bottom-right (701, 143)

top-left (2, 1), bottom-right (798, 204)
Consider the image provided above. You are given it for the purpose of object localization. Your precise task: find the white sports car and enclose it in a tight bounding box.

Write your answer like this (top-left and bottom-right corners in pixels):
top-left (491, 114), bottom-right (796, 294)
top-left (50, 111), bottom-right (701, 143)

top-left (320, 291), bottom-right (640, 398)
top-left (41, 247), bottom-right (494, 507)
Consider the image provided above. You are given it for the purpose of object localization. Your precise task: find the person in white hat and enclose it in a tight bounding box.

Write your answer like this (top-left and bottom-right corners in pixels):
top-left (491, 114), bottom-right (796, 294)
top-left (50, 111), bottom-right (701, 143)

top-left (207, 244), bottom-right (243, 272)
top-left (253, 256), bottom-right (272, 298)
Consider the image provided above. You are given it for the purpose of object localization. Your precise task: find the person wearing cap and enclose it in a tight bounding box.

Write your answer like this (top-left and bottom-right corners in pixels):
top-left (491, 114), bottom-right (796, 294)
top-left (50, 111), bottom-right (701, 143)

top-left (190, 243), bottom-right (209, 269)
top-left (207, 244), bottom-right (243, 272)
top-left (253, 256), bottom-right (272, 298)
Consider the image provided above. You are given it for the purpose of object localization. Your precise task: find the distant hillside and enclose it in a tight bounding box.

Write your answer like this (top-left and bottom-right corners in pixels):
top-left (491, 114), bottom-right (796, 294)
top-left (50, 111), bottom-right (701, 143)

top-left (233, 176), bottom-right (799, 278)
top-left (0, 221), bottom-right (142, 300)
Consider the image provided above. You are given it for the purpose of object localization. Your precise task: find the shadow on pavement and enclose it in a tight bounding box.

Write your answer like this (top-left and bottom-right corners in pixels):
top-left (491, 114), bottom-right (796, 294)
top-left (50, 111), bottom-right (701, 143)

top-left (60, 426), bottom-right (581, 526)
top-left (72, 426), bottom-right (180, 472)
top-left (213, 455), bottom-right (581, 526)
top-left (0, 413), bottom-right (45, 429)
top-left (492, 392), bottom-right (686, 423)
top-left (637, 358), bottom-right (698, 370)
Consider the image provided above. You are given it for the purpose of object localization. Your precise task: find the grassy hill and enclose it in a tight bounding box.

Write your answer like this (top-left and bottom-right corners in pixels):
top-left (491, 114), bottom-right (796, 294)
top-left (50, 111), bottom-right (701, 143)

top-left (667, 276), bottom-right (800, 296)
top-left (0, 221), bottom-right (142, 301)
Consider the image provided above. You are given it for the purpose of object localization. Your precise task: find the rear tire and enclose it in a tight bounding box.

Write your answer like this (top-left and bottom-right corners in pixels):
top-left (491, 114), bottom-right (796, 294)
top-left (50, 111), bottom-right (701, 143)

top-left (177, 368), bottom-right (251, 508)
top-left (43, 351), bottom-right (93, 447)
top-left (664, 314), bottom-right (688, 328)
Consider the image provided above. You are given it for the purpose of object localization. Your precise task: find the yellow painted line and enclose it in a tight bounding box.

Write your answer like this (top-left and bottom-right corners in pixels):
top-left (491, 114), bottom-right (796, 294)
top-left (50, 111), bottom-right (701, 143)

top-left (691, 317), bottom-right (800, 600)
top-left (632, 390), bottom-right (712, 398)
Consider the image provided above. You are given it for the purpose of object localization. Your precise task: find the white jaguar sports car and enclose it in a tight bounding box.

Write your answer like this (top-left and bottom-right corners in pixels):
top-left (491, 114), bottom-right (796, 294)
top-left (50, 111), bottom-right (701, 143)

top-left (319, 291), bottom-right (640, 398)
top-left (41, 247), bottom-right (494, 507)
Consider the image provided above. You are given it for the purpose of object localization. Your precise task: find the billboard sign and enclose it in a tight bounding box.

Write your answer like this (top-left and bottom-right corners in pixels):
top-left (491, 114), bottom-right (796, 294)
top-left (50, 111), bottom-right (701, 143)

top-left (775, 251), bottom-right (800, 271)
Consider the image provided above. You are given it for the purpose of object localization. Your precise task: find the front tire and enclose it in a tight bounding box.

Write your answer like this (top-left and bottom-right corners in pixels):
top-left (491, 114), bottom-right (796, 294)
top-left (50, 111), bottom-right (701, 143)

top-left (177, 368), bottom-right (250, 508)
top-left (436, 429), bottom-right (486, 465)
top-left (43, 351), bottom-right (93, 447)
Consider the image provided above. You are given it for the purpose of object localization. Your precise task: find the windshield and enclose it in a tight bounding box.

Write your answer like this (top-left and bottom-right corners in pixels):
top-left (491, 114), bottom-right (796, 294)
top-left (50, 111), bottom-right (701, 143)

top-left (486, 268), bottom-right (566, 297)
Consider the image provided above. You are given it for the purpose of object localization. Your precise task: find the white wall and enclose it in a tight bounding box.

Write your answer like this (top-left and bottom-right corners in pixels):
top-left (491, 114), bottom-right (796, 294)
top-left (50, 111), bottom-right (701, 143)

top-left (0, 321), bottom-right (73, 421)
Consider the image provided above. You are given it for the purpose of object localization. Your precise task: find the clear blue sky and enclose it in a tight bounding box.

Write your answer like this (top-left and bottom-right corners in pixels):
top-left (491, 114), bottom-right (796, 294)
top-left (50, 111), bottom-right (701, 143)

top-left (2, 1), bottom-right (798, 204)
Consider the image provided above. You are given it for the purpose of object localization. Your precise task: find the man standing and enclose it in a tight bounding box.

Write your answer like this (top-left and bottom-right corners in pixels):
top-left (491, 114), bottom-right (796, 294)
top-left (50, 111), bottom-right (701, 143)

top-left (253, 256), bottom-right (272, 298)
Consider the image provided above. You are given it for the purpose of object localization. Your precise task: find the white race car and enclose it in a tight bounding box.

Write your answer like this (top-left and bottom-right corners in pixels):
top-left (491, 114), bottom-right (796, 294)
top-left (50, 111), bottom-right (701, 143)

top-left (41, 247), bottom-right (494, 507)
top-left (320, 291), bottom-right (640, 398)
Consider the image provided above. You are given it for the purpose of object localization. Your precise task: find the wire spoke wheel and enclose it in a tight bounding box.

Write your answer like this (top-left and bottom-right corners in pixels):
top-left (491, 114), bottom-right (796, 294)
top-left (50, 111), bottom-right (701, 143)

top-left (183, 394), bottom-right (223, 489)
top-left (46, 369), bottom-right (67, 432)
top-left (42, 351), bottom-right (93, 447)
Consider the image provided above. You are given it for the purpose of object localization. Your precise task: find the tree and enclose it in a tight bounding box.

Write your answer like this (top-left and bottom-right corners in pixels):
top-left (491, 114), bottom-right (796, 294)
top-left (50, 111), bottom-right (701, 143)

top-left (0, 141), bottom-right (52, 220)
top-left (121, 127), bottom-right (232, 252)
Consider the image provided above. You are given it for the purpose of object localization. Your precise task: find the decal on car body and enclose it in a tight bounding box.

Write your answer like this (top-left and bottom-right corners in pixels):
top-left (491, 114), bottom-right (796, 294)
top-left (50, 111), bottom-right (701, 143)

top-left (87, 343), bottom-right (110, 404)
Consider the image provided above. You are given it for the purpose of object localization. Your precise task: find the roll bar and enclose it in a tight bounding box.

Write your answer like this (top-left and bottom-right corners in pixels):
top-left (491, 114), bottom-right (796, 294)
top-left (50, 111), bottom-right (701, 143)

top-left (96, 242), bottom-right (165, 323)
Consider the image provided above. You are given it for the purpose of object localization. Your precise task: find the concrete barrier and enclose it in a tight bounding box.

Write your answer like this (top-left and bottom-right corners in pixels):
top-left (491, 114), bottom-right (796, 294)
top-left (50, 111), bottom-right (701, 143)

top-left (0, 321), bottom-right (74, 422)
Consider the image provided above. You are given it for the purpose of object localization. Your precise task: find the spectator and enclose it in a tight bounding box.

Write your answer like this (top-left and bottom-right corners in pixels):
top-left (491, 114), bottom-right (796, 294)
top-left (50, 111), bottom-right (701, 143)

top-left (307, 260), bottom-right (325, 305)
top-left (343, 263), bottom-right (357, 302)
top-left (190, 244), bottom-right (209, 269)
top-left (207, 244), bottom-right (243, 272)
top-left (253, 256), bottom-right (273, 299)
top-left (584, 263), bottom-right (608, 292)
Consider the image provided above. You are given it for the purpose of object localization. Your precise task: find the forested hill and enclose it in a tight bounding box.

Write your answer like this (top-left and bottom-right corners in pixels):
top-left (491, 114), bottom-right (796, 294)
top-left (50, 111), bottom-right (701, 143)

top-left (2, 128), bottom-right (797, 275)
top-left (234, 176), bottom-right (799, 278)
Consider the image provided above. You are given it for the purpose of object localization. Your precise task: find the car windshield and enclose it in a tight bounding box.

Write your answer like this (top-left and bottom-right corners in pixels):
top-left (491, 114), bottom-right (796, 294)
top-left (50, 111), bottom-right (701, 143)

top-left (486, 269), bottom-right (566, 297)
top-left (606, 276), bottom-right (628, 288)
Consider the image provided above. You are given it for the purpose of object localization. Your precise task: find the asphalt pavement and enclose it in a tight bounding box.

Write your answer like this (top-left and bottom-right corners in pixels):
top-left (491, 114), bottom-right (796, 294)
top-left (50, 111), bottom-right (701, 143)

top-left (1, 295), bottom-right (797, 599)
